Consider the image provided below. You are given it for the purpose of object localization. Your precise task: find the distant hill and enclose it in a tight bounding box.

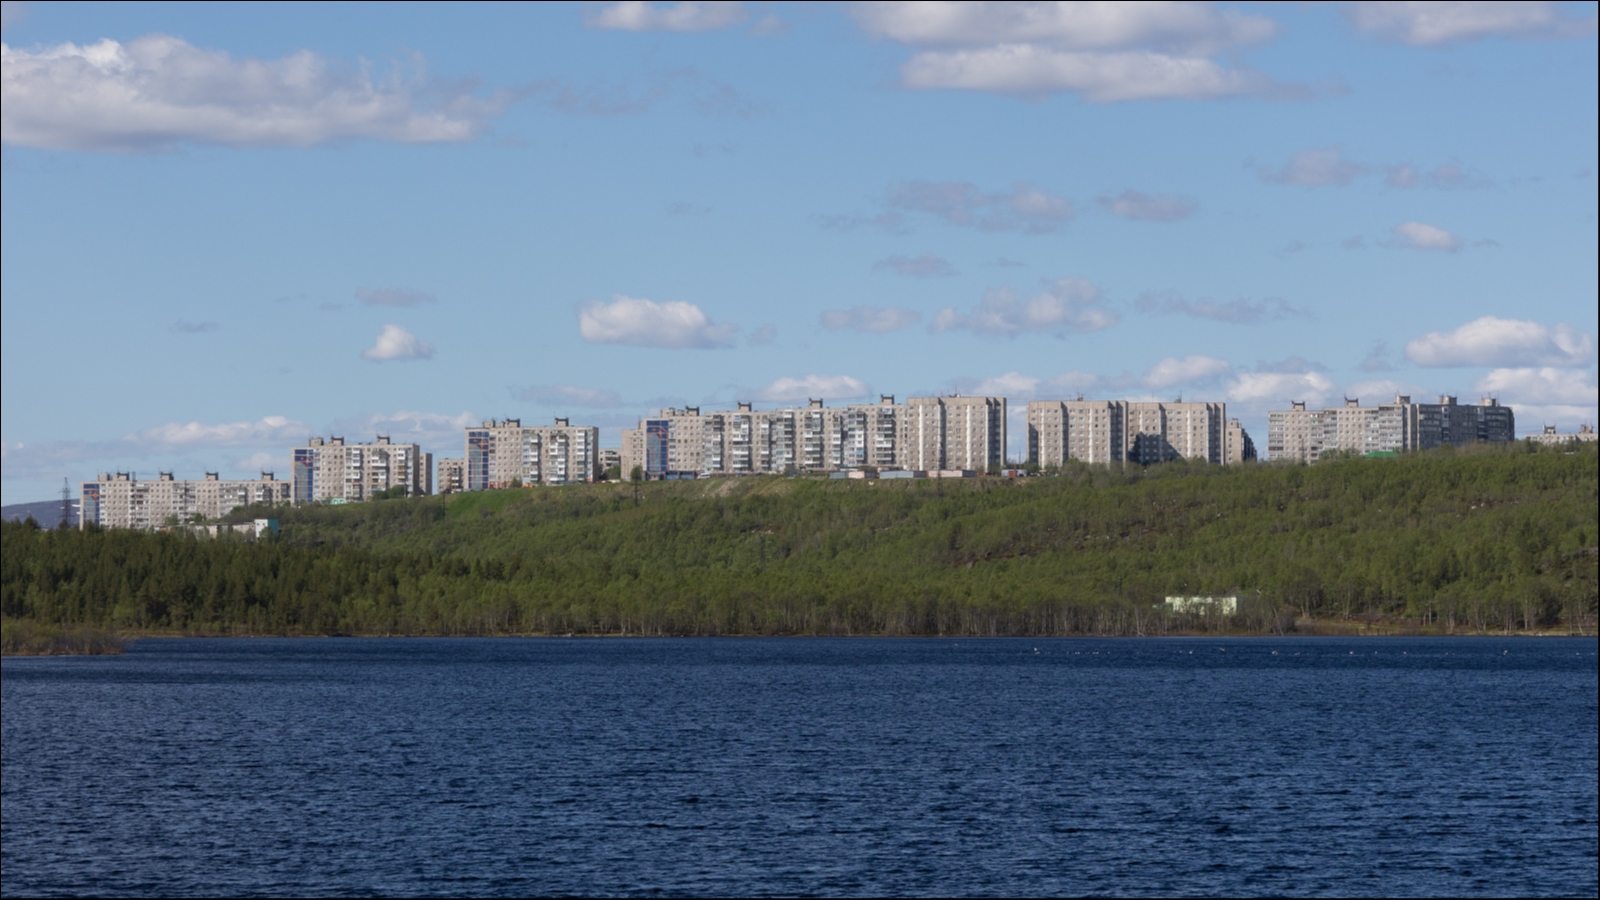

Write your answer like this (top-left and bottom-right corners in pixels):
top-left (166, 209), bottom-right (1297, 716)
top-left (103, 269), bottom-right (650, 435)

top-left (2, 499), bottom-right (77, 530)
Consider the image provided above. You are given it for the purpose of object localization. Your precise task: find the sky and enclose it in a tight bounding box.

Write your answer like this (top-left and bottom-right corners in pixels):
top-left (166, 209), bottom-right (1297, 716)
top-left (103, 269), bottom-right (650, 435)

top-left (2, 0), bottom-right (1597, 503)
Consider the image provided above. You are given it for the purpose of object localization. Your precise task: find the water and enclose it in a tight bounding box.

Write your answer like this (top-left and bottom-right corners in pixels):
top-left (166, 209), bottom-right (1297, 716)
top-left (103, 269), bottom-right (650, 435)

top-left (3, 637), bottom-right (1596, 897)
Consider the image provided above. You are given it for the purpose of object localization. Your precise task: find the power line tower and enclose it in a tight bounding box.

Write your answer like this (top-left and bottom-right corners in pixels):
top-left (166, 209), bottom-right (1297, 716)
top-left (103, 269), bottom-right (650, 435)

top-left (61, 478), bottom-right (73, 530)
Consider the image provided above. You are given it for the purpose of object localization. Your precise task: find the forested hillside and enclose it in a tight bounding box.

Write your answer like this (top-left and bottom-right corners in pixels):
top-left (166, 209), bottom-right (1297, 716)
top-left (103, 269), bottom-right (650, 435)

top-left (4, 444), bottom-right (1595, 636)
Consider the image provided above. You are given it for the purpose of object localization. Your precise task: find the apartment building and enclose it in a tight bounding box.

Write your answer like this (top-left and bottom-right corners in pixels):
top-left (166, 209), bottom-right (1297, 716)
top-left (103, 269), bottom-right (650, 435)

top-left (1225, 418), bottom-right (1257, 465)
top-left (1026, 400), bottom-right (1230, 467)
top-left (436, 458), bottom-right (466, 494)
top-left (1527, 424), bottom-right (1597, 445)
top-left (292, 435), bottom-right (432, 503)
top-left (81, 471), bottom-right (292, 530)
top-left (620, 394), bottom-right (1006, 478)
top-left (1266, 395), bottom-right (1515, 463)
top-left (464, 418), bottom-right (599, 489)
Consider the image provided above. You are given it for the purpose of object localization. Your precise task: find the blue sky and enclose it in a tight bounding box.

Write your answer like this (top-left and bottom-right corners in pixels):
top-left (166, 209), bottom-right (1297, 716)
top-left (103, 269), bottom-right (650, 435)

top-left (2, 0), bottom-right (1596, 503)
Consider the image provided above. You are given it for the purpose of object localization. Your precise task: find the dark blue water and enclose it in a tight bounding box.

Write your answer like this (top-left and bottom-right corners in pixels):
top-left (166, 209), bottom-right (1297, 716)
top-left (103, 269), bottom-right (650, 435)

top-left (3, 637), bottom-right (1596, 897)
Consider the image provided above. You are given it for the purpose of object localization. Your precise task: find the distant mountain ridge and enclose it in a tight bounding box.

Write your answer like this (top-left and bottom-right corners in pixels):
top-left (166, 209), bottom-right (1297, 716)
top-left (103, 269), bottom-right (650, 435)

top-left (2, 500), bottom-right (77, 529)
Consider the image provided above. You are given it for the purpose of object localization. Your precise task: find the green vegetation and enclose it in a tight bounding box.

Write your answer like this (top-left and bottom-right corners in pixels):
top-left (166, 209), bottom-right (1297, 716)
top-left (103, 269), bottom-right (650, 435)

top-left (1, 618), bottom-right (130, 656)
top-left (3, 443), bottom-right (1595, 637)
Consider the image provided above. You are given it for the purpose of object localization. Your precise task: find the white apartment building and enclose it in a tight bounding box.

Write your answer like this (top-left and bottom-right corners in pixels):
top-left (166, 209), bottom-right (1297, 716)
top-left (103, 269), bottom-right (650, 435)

top-left (464, 418), bottom-right (600, 489)
top-left (620, 394), bottom-right (1007, 479)
top-left (1225, 418), bottom-right (1257, 465)
top-left (437, 458), bottom-right (466, 494)
top-left (1266, 395), bottom-right (1515, 463)
top-left (81, 471), bottom-right (292, 530)
top-left (292, 435), bottom-right (432, 503)
top-left (1525, 424), bottom-right (1596, 445)
top-left (1027, 400), bottom-right (1231, 467)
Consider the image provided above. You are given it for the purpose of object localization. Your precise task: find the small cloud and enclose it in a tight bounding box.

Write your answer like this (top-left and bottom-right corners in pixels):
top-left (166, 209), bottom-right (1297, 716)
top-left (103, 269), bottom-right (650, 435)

top-left (1476, 367), bottom-right (1598, 406)
top-left (356, 286), bottom-right (437, 307)
top-left (1143, 355), bottom-right (1233, 390)
top-left (2, 1), bottom-right (29, 30)
top-left (331, 410), bottom-right (480, 448)
top-left (970, 371), bottom-right (1042, 399)
top-left (1360, 341), bottom-right (1397, 372)
top-left (1257, 148), bottom-right (1368, 186)
top-left (361, 324), bottom-right (435, 361)
top-left (128, 415), bottom-right (308, 449)
top-left (1391, 221), bottom-right (1462, 252)
top-left (931, 279), bottom-right (1117, 338)
top-left (1386, 161), bottom-right (1489, 189)
top-left (170, 321), bottom-right (219, 334)
top-left (515, 384), bottom-right (624, 408)
top-left (1405, 316), bottom-right (1596, 368)
top-left (868, 180), bottom-right (1073, 234)
top-left (1347, 1), bottom-right (1599, 45)
top-left (1341, 235), bottom-right (1367, 250)
top-left (318, 302), bottom-right (342, 312)
top-left (236, 451), bottom-right (283, 473)
top-left (1226, 371), bottom-right (1337, 405)
top-left (1275, 240), bottom-right (1309, 258)
top-left (1098, 189), bottom-right (1196, 222)
top-left (819, 306), bottom-right (921, 333)
top-left (586, 1), bottom-right (748, 32)
top-left (1471, 238), bottom-right (1500, 249)
top-left (1256, 357), bottom-right (1325, 374)
top-left (872, 254), bottom-right (956, 278)
top-left (755, 374), bottom-right (870, 403)
top-left (989, 257), bottom-right (1027, 267)
top-left (577, 295), bottom-right (737, 348)
top-left (749, 324), bottom-right (777, 345)
top-left (1136, 293), bottom-right (1309, 325)
top-left (749, 11), bottom-right (786, 35)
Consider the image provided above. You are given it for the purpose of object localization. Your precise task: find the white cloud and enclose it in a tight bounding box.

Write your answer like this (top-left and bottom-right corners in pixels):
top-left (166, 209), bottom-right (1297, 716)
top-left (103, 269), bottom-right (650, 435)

top-left (1476, 368), bottom-right (1599, 406)
top-left (1, 35), bottom-right (508, 151)
top-left (1404, 317), bottom-right (1596, 368)
top-left (516, 384), bottom-right (625, 408)
top-left (854, 1), bottom-right (1290, 101)
top-left (1391, 221), bottom-right (1462, 252)
top-left (883, 180), bottom-right (1072, 233)
top-left (1136, 293), bottom-right (1308, 324)
top-left (356, 286), bottom-right (436, 307)
top-left (749, 324), bottom-right (777, 345)
top-left (899, 45), bottom-right (1278, 101)
top-left (331, 410), bottom-right (478, 447)
top-left (577, 295), bottom-right (737, 348)
top-left (931, 279), bottom-right (1116, 337)
top-left (361, 324), bottom-right (435, 361)
top-left (236, 451), bottom-right (285, 474)
top-left (1098, 189), bottom-right (1196, 221)
top-left (756, 374), bottom-right (871, 403)
top-left (1385, 161), bottom-right (1484, 189)
top-left (1142, 355), bottom-right (1233, 389)
top-left (972, 371), bottom-right (1042, 398)
top-left (853, 1), bottom-right (1276, 53)
top-left (1, 2), bottom-right (28, 31)
top-left (1257, 148), bottom-right (1368, 186)
top-left (873, 253), bottom-right (956, 277)
top-left (819, 306), bottom-right (922, 333)
top-left (127, 415), bottom-right (309, 449)
top-left (586, 1), bottom-right (748, 32)
top-left (1348, 1), bottom-right (1597, 45)
top-left (1225, 371), bottom-right (1337, 406)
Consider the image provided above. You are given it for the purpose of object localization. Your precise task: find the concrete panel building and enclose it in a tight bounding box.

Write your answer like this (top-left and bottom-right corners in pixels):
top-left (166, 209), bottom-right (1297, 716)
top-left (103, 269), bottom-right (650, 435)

top-left (1266, 395), bottom-right (1515, 463)
top-left (1225, 418), bottom-right (1257, 465)
top-left (81, 471), bottom-right (292, 530)
top-left (620, 394), bottom-right (1006, 479)
top-left (463, 418), bottom-right (599, 489)
top-left (1527, 424), bottom-right (1597, 445)
top-left (1027, 400), bottom-right (1232, 467)
top-left (437, 458), bottom-right (465, 494)
top-left (292, 435), bottom-right (432, 503)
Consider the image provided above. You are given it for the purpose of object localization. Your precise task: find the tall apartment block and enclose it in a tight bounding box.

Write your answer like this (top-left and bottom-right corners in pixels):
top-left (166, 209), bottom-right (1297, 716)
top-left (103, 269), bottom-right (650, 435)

top-left (436, 458), bottom-right (466, 494)
top-left (1026, 400), bottom-right (1231, 467)
top-left (620, 394), bottom-right (1007, 478)
top-left (292, 435), bottom-right (432, 503)
top-left (464, 418), bottom-right (600, 489)
top-left (81, 471), bottom-right (292, 530)
top-left (1224, 418), bottom-right (1257, 465)
top-left (1266, 395), bottom-right (1514, 463)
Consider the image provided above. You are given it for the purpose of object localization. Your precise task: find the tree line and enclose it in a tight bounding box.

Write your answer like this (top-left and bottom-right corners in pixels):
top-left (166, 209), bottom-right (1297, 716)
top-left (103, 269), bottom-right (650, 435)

top-left (4, 443), bottom-right (1595, 636)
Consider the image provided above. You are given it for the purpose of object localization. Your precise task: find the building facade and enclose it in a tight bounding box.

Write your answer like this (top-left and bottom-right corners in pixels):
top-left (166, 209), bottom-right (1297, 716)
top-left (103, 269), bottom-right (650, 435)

top-left (1224, 418), bottom-right (1257, 465)
top-left (81, 472), bottom-right (292, 530)
top-left (1027, 400), bottom-right (1232, 467)
top-left (620, 394), bottom-right (1007, 479)
top-left (1526, 424), bottom-right (1597, 445)
top-left (463, 418), bottom-right (600, 490)
top-left (1266, 395), bottom-right (1515, 463)
top-left (291, 435), bottom-right (432, 503)
top-left (436, 458), bottom-right (466, 494)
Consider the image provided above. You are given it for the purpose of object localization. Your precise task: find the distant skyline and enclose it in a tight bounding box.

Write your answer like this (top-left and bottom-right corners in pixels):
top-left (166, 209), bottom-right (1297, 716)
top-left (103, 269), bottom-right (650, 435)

top-left (3, 0), bottom-right (1597, 503)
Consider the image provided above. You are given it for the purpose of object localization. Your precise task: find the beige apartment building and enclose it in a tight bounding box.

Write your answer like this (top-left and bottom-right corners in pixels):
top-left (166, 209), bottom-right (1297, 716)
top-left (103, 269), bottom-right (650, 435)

top-left (620, 394), bottom-right (1007, 478)
top-left (1266, 395), bottom-right (1515, 463)
top-left (292, 435), bottom-right (432, 503)
top-left (81, 471), bottom-right (292, 530)
top-left (1526, 424), bottom-right (1597, 445)
top-left (436, 458), bottom-right (466, 494)
top-left (464, 418), bottom-right (599, 489)
top-left (1224, 418), bottom-right (1257, 465)
top-left (1027, 400), bottom-right (1231, 467)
